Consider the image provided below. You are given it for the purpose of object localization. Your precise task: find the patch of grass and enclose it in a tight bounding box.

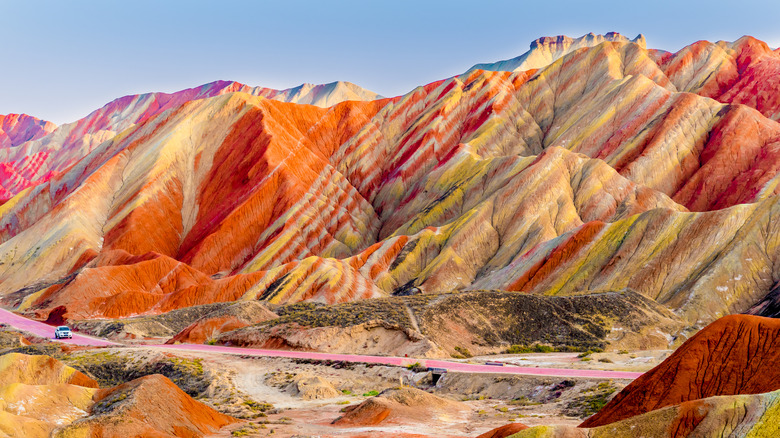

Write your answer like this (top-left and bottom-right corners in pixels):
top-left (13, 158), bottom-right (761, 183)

top-left (406, 362), bottom-right (427, 373)
top-left (598, 358), bottom-right (613, 363)
top-left (564, 381), bottom-right (618, 418)
top-left (362, 390), bottom-right (379, 397)
top-left (243, 399), bottom-right (273, 415)
top-left (504, 344), bottom-right (558, 354)
top-left (509, 396), bottom-right (541, 406)
top-left (618, 350), bottom-right (629, 354)
top-left (453, 346), bottom-right (472, 358)
top-left (231, 424), bottom-right (258, 436)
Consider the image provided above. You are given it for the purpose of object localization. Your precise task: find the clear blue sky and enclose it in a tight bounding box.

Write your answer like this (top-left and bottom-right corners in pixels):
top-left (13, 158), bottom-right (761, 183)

top-left (2, 0), bottom-right (779, 124)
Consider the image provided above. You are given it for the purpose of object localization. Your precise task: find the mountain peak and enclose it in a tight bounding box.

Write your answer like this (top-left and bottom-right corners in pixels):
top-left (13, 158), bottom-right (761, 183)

top-left (469, 32), bottom-right (646, 74)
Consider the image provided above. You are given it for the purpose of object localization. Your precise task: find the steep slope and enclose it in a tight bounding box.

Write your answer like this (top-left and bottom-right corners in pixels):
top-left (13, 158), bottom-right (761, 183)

top-left (581, 314), bottom-right (780, 427)
top-left (0, 354), bottom-right (98, 438)
top-left (658, 36), bottom-right (780, 121)
top-left (468, 32), bottom-right (646, 73)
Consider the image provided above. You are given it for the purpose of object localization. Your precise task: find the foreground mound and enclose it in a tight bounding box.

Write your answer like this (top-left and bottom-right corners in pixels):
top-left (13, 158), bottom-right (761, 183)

top-left (333, 387), bottom-right (469, 426)
top-left (582, 314), bottom-right (780, 427)
top-left (475, 423), bottom-right (530, 438)
top-left (56, 374), bottom-right (238, 437)
top-left (0, 353), bottom-right (237, 437)
top-left (0, 352), bottom-right (97, 387)
top-left (509, 388), bottom-right (780, 437)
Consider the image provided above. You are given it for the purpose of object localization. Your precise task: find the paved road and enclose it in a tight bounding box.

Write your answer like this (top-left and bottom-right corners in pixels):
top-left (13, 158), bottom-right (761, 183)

top-left (0, 308), bottom-right (118, 347)
top-left (0, 308), bottom-right (643, 379)
top-left (159, 344), bottom-right (644, 379)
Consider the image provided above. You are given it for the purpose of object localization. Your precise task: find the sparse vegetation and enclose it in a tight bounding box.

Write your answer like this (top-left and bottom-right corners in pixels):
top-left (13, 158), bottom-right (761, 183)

top-left (406, 362), bottom-right (427, 372)
top-left (452, 346), bottom-right (473, 358)
top-left (362, 390), bottom-right (379, 397)
top-left (504, 343), bottom-right (558, 354)
top-left (564, 381), bottom-right (618, 418)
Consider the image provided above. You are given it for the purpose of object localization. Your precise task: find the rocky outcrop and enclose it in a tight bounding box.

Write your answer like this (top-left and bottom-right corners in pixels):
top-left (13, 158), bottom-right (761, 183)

top-left (285, 374), bottom-right (341, 400)
top-left (468, 32), bottom-right (646, 73)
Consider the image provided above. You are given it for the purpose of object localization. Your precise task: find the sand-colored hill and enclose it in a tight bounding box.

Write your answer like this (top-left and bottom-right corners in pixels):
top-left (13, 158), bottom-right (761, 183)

top-left (333, 387), bottom-right (470, 426)
top-left (56, 374), bottom-right (237, 438)
top-left (0, 353), bottom-right (237, 438)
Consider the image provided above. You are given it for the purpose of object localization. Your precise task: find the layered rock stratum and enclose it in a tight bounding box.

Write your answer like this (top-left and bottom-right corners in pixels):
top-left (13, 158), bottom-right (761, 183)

top-left (1, 33), bottom-right (779, 353)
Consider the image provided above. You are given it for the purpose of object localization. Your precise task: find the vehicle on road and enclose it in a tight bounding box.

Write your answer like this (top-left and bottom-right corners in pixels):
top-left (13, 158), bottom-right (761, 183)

top-left (54, 326), bottom-right (72, 339)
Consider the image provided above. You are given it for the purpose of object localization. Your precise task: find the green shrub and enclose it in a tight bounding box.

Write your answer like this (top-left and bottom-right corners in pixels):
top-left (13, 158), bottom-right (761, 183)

top-left (454, 346), bottom-right (473, 358)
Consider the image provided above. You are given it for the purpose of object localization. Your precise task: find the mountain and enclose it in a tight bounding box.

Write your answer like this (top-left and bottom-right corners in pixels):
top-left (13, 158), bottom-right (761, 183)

top-left (0, 114), bottom-right (58, 200)
top-left (0, 114), bottom-right (56, 148)
top-left (0, 35), bottom-right (779, 350)
top-left (467, 32), bottom-right (647, 73)
top-left (0, 80), bottom-right (381, 202)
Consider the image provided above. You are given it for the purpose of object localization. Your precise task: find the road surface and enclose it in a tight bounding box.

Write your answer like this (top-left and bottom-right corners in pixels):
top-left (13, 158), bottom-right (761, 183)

top-left (0, 308), bottom-right (118, 347)
top-left (0, 307), bottom-right (643, 379)
top-left (158, 343), bottom-right (644, 379)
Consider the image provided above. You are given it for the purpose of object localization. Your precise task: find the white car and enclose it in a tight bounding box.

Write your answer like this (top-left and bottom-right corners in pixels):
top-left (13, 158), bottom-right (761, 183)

top-left (54, 326), bottom-right (72, 339)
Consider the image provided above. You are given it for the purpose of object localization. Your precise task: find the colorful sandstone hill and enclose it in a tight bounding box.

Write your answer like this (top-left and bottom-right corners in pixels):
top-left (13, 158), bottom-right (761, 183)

top-left (0, 353), bottom-right (236, 438)
top-left (0, 33), bottom-right (780, 351)
top-left (484, 314), bottom-right (780, 437)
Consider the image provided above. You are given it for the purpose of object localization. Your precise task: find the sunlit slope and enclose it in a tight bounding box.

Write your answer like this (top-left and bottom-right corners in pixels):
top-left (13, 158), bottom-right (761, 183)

top-left (0, 80), bottom-right (381, 202)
